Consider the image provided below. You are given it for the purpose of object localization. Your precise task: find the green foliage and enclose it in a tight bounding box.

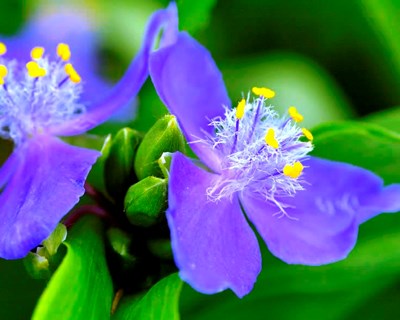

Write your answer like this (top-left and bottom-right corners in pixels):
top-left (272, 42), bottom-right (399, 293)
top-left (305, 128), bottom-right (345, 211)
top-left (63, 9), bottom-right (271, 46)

top-left (112, 273), bottom-right (182, 320)
top-left (365, 106), bottom-right (400, 134)
top-left (311, 122), bottom-right (400, 183)
top-left (32, 216), bottom-right (113, 320)
top-left (124, 176), bottom-right (167, 227)
top-left (134, 115), bottom-right (186, 180)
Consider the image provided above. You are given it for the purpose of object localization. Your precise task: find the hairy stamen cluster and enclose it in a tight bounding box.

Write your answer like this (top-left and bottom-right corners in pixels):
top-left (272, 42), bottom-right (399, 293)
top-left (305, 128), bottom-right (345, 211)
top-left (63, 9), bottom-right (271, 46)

top-left (198, 88), bottom-right (314, 209)
top-left (0, 42), bottom-right (83, 145)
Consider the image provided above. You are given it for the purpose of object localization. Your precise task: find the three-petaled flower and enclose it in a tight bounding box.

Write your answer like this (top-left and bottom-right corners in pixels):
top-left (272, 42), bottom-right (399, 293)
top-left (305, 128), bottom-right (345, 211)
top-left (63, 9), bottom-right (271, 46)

top-left (0, 4), bottom-right (177, 259)
top-left (149, 32), bottom-right (400, 297)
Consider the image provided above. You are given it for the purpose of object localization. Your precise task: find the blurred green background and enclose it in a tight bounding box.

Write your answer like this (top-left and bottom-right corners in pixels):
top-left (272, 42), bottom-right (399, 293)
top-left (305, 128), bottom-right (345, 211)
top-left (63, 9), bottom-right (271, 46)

top-left (0, 0), bottom-right (400, 319)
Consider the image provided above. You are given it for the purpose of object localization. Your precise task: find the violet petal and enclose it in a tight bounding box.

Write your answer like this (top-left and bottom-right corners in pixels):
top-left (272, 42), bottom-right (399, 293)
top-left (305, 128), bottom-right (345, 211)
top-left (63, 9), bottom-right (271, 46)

top-left (48, 4), bottom-right (178, 136)
top-left (0, 136), bottom-right (99, 259)
top-left (167, 152), bottom-right (261, 298)
top-left (241, 157), bottom-right (399, 265)
top-left (150, 32), bottom-right (230, 173)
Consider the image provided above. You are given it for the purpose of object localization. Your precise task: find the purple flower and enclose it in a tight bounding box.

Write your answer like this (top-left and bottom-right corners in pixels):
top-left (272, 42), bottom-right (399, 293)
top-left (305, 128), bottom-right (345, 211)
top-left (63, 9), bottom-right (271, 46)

top-left (0, 4), bottom-right (177, 259)
top-left (149, 32), bottom-right (400, 297)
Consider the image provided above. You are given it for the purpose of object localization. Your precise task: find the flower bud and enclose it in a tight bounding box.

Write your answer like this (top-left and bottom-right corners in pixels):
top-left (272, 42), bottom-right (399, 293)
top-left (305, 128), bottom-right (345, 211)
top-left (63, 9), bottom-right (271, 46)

top-left (124, 176), bottom-right (167, 227)
top-left (104, 128), bottom-right (142, 200)
top-left (134, 115), bottom-right (185, 180)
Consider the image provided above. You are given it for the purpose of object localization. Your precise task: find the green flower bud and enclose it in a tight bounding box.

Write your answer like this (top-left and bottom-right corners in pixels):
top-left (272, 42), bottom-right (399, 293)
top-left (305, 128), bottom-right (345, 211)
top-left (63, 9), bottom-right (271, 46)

top-left (147, 239), bottom-right (173, 260)
top-left (24, 251), bottom-right (51, 279)
top-left (107, 228), bottom-right (136, 266)
top-left (42, 223), bottom-right (67, 256)
top-left (158, 152), bottom-right (173, 179)
top-left (104, 128), bottom-right (142, 200)
top-left (134, 115), bottom-right (185, 180)
top-left (23, 224), bottom-right (67, 279)
top-left (124, 176), bottom-right (167, 227)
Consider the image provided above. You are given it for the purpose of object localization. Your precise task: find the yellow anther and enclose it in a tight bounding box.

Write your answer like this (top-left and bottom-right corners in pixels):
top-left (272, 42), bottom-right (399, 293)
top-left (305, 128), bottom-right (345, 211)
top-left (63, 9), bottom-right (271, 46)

top-left (0, 65), bottom-right (8, 78)
top-left (302, 128), bottom-right (313, 141)
top-left (288, 106), bottom-right (304, 122)
top-left (0, 42), bottom-right (6, 56)
top-left (0, 64), bottom-right (7, 85)
top-left (65, 63), bottom-right (81, 83)
top-left (265, 128), bottom-right (279, 149)
top-left (283, 161), bottom-right (304, 179)
top-left (236, 98), bottom-right (246, 119)
top-left (26, 61), bottom-right (47, 78)
top-left (30, 47), bottom-right (45, 60)
top-left (57, 43), bottom-right (71, 61)
top-left (252, 87), bottom-right (275, 99)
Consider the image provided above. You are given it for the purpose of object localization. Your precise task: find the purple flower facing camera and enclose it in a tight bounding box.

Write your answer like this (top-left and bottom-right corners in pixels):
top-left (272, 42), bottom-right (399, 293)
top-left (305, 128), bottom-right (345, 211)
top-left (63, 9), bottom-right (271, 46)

top-left (0, 4), bottom-right (177, 259)
top-left (149, 32), bottom-right (400, 297)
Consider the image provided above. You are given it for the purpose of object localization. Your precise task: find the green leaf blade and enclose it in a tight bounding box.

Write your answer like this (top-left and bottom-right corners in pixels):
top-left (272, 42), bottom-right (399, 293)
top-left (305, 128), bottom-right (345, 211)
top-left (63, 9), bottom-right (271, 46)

top-left (32, 216), bottom-right (113, 320)
top-left (113, 273), bottom-right (182, 320)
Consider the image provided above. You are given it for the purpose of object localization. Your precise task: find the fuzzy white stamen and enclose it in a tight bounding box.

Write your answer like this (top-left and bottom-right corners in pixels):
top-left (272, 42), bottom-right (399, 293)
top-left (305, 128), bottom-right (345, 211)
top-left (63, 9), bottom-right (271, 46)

top-left (194, 95), bottom-right (313, 206)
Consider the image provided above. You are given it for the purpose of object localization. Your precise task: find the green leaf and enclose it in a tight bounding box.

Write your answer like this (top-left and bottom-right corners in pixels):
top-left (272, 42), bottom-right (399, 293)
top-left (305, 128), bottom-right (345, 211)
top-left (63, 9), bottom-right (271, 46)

top-left (112, 273), bottom-right (182, 320)
top-left (134, 115), bottom-right (186, 180)
top-left (124, 176), bottom-right (167, 227)
top-left (359, 0), bottom-right (400, 88)
top-left (311, 121), bottom-right (400, 183)
top-left (32, 216), bottom-right (113, 319)
top-left (364, 106), bottom-right (400, 134)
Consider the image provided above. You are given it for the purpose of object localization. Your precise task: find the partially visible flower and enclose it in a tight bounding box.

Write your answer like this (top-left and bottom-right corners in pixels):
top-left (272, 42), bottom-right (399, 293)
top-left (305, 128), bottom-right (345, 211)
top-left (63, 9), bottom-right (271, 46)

top-left (149, 32), bottom-right (400, 297)
top-left (0, 3), bottom-right (177, 259)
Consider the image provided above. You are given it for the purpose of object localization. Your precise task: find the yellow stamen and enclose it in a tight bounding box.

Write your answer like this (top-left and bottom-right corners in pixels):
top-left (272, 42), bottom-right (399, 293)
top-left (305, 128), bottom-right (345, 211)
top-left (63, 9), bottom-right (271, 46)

top-left (0, 64), bottom-right (8, 85)
top-left (30, 47), bottom-right (45, 60)
top-left (236, 98), bottom-right (246, 119)
top-left (283, 161), bottom-right (304, 179)
top-left (288, 106), bottom-right (304, 122)
top-left (57, 43), bottom-right (71, 61)
top-left (252, 87), bottom-right (275, 99)
top-left (265, 128), bottom-right (279, 149)
top-left (65, 63), bottom-right (81, 83)
top-left (302, 128), bottom-right (313, 141)
top-left (26, 61), bottom-right (47, 78)
top-left (0, 65), bottom-right (8, 78)
top-left (0, 42), bottom-right (6, 56)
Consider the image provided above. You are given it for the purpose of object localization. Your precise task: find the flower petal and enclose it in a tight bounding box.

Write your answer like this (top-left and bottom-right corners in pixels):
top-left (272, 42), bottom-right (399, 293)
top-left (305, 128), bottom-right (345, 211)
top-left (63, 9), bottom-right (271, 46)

top-left (0, 6), bottom-right (110, 103)
top-left (167, 152), bottom-right (261, 298)
top-left (0, 136), bottom-right (100, 259)
top-left (150, 32), bottom-right (230, 172)
top-left (0, 149), bottom-right (19, 188)
top-left (357, 184), bottom-right (400, 223)
top-left (49, 4), bottom-right (178, 136)
top-left (240, 157), bottom-right (399, 265)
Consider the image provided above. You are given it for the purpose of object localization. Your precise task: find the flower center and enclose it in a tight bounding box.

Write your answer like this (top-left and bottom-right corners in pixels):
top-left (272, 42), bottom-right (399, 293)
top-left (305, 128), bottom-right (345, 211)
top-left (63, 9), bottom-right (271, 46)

top-left (200, 87), bottom-right (314, 210)
top-left (0, 42), bottom-right (84, 145)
